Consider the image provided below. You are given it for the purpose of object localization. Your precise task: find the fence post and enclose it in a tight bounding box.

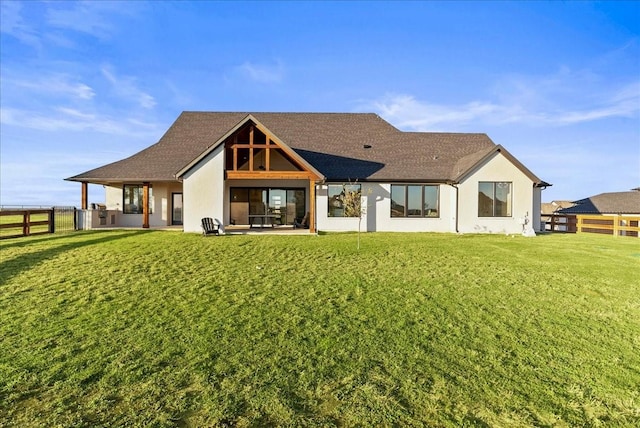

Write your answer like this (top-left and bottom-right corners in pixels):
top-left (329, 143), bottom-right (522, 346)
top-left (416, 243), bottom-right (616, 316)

top-left (74, 207), bottom-right (78, 231)
top-left (49, 209), bottom-right (55, 234)
top-left (23, 211), bottom-right (30, 236)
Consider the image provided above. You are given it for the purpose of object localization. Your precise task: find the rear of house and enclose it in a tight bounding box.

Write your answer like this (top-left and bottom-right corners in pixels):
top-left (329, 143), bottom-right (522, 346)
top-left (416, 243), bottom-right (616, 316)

top-left (67, 112), bottom-right (549, 234)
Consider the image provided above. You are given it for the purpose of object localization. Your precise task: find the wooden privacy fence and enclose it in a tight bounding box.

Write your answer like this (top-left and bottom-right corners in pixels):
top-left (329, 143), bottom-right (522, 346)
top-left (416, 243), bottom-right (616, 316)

top-left (0, 207), bottom-right (77, 239)
top-left (545, 214), bottom-right (639, 237)
top-left (577, 214), bottom-right (639, 237)
top-left (543, 214), bottom-right (577, 233)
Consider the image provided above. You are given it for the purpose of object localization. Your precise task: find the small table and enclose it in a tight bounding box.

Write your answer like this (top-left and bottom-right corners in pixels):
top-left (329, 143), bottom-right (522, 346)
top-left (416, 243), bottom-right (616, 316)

top-left (248, 214), bottom-right (280, 228)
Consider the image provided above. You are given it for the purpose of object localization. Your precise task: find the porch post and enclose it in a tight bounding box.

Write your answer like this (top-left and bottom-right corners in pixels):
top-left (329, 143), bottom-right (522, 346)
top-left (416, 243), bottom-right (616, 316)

top-left (309, 179), bottom-right (316, 233)
top-left (81, 182), bottom-right (88, 210)
top-left (142, 182), bottom-right (150, 229)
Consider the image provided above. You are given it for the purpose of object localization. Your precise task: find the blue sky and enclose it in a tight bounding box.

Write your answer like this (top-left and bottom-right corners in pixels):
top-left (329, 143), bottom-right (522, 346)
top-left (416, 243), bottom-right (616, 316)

top-left (1, 0), bottom-right (638, 207)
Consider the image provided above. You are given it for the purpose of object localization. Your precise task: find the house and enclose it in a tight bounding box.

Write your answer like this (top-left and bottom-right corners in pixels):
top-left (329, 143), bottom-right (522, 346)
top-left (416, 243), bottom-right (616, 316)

top-left (66, 112), bottom-right (550, 234)
top-left (541, 200), bottom-right (575, 215)
top-left (553, 189), bottom-right (640, 237)
top-left (541, 200), bottom-right (576, 232)
top-left (557, 189), bottom-right (640, 216)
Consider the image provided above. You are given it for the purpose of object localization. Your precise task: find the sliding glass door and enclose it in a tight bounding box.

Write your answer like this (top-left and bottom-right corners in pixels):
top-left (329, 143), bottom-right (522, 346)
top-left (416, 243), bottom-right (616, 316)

top-left (286, 189), bottom-right (305, 225)
top-left (171, 193), bottom-right (183, 225)
top-left (230, 187), bottom-right (305, 226)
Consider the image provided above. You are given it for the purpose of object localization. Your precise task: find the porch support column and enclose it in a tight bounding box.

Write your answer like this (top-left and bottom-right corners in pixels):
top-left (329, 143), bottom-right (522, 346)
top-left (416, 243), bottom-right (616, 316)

top-left (81, 182), bottom-right (88, 210)
top-left (142, 182), bottom-right (150, 229)
top-left (309, 179), bottom-right (316, 233)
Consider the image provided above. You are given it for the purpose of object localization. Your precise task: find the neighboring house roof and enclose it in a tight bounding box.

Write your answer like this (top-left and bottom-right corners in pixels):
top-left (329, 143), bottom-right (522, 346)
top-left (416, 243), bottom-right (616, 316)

top-left (66, 112), bottom-right (547, 185)
top-left (541, 200), bottom-right (576, 215)
top-left (558, 191), bottom-right (640, 215)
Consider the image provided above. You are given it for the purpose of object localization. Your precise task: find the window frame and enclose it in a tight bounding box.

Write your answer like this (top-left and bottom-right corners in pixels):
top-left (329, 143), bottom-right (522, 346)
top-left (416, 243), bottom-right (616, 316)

top-left (390, 184), bottom-right (440, 218)
top-left (327, 183), bottom-right (362, 217)
top-left (478, 181), bottom-right (512, 217)
top-left (123, 184), bottom-right (153, 215)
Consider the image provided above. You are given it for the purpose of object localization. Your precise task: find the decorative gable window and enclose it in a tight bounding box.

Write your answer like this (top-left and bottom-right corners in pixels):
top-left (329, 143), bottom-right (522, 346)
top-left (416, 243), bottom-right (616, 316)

top-left (123, 184), bottom-right (153, 214)
top-left (223, 123), bottom-right (304, 174)
top-left (478, 182), bottom-right (511, 217)
top-left (390, 184), bottom-right (439, 217)
top-left (328, 184), bottom-right (361, 217)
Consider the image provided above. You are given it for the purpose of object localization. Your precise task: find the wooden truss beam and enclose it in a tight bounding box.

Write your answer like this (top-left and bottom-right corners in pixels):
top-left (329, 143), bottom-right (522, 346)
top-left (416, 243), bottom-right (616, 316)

top-left (226, 171), bottom-right (316, 180)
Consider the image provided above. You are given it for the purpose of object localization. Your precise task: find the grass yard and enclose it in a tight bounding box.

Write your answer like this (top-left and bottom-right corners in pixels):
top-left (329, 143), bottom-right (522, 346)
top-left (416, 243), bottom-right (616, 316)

top-left (1, 231), bottom-right (639, 427)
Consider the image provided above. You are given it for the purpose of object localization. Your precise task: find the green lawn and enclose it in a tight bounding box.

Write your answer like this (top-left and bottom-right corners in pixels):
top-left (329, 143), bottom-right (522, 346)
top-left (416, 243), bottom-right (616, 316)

top-left (1, 231), bottom-right (639, 427)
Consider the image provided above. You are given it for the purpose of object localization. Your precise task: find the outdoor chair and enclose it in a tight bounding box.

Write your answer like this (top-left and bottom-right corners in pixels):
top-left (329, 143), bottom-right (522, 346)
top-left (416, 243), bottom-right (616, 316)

top-left (201, 217), bottom-right (220, 236)
top-left (294, 212), bottom-right (310, 229)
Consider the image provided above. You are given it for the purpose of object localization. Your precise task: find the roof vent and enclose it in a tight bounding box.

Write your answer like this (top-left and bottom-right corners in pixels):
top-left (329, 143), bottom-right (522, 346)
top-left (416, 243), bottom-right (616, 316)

top-left (363, 144), bottom-right (372, 149)
top-left (432, 155), bottom-right (439, 160)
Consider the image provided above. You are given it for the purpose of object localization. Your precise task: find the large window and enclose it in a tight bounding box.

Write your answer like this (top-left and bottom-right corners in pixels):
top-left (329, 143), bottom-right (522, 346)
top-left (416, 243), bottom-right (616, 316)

top-left (123, 184), bottom-right (153, 214)
top-left (328, 184), bottom-right (361, 217)
top-left (391, 184), bottom-right (439, 217)
top-left (230, 187), bottom-right (305, 225)
top-left (478, 182), bottom-right (512, 217)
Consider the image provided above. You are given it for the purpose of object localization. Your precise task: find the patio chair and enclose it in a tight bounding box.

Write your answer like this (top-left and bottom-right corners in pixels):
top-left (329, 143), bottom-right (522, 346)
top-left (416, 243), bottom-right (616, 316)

top-left (294, 212), bottom-right (309, 229)
top-left (201, 217), bottom-right (220, 236)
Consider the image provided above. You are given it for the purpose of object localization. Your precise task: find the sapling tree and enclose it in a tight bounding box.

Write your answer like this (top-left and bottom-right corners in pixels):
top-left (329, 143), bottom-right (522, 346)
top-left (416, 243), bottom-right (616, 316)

top-left (338, 182), bottom-right (365, 250)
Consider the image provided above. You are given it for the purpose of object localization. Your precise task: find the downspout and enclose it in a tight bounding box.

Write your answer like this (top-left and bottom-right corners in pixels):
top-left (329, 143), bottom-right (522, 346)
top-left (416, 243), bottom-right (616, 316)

top-left (448, 182), bottom-right (459, 233)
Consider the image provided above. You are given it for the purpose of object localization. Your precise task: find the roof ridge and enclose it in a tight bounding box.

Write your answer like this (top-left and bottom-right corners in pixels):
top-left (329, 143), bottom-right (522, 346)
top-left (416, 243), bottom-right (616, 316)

top-left (180, 111), bottom-right (381, 115)
top-left (403, 131), bottom-right (489, 136)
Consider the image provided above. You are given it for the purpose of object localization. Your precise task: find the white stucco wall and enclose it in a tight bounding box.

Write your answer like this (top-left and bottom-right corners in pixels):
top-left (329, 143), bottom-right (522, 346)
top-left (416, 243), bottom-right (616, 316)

top-left (456, 152), bottom-right (536, 234)
top-left (371, 183), bottom-right (456, 233)
top-left (182, 145), bottom-right (225, 233)
top-left (315, 183), bottom-right (456, 233)
top-left (316, 184), bottom-right (363, 232)
top-left (104, 186), bottom-right (121, 211)
top-left (316, 152), bottom-right (539, 235)
top-left (532, 186), bottom-right (543, 232)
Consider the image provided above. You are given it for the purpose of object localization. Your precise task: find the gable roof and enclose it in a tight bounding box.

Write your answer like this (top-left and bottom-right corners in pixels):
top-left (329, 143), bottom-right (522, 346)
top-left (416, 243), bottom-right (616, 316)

top-left (558, 190), bottom-right (640, 214)
top-left (66, 111), bottom-right (547, 185)
top-left (176, 114), bottom-right (324, 179)
top-left (452, 144), bottom-right (548, 185)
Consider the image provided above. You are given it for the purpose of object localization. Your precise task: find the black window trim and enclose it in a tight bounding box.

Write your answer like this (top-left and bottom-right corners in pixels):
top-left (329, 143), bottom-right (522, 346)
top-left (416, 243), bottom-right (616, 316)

top-left (122, 183), bottom-right (153, 215)
top-left (390, 183), bottom-right (440, 218)
top-left (327, 183), bottom-right (362, 217)
top-left (478, 181), bottom-right (512, 217)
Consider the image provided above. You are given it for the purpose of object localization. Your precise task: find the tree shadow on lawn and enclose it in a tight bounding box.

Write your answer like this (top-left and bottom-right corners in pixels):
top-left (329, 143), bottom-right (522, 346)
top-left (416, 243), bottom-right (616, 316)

top-left (0, 230), bottom-right (150, 286)
top-left (0, 231), bottom-right (95, 251)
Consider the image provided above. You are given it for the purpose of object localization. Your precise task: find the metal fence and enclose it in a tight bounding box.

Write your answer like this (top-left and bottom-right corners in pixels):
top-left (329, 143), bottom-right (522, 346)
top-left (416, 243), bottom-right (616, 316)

top-left (52, 206), bottom-right (77, 233)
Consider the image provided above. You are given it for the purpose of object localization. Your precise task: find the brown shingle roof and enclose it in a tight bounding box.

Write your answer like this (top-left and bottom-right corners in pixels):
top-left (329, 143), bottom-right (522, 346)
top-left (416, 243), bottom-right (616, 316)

top-left (558, 191), bottom-right (640, 214)
top-left (67, 112), bottom-right (249, 183)
top-left (66, 112), bottom-right (544, 184)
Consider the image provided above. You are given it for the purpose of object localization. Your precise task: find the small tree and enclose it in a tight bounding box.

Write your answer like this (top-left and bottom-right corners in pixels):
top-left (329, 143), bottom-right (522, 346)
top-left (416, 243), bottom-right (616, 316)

top-left (338, 182), bottom-right (365, 250)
